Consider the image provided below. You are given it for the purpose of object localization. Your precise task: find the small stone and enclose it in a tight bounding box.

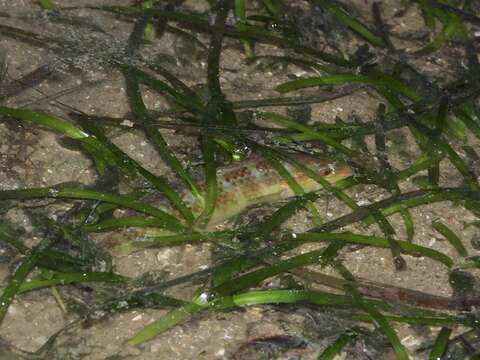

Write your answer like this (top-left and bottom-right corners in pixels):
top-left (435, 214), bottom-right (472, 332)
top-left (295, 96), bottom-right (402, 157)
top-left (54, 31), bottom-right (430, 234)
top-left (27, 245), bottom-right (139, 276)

top-left (131, 314), bottom-right (142, 321)
top-left (471, 234), bottom-right (480, 250)
top-left (215, 348), bottom-right (225, 356)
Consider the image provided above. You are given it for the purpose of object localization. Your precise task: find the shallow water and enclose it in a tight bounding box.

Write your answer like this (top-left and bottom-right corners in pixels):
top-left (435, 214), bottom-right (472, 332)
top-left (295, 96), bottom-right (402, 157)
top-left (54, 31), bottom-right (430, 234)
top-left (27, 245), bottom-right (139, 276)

top-left (1, 1), bottom-right (480, 359)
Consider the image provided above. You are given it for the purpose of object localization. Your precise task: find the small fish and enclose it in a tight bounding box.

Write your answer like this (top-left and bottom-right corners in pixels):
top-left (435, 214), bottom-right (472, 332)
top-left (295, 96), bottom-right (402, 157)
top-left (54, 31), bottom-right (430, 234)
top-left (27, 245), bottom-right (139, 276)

top-left (112, 153), bottom-right (352, 252)
top-left (181, 153), bottom-right (353, 228)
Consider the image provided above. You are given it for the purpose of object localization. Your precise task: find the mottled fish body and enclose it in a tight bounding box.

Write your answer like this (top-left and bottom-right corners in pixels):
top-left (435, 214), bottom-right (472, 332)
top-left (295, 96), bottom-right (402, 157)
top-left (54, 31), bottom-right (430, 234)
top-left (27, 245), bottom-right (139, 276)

top-left (182, 153), bottom-right (353, 227)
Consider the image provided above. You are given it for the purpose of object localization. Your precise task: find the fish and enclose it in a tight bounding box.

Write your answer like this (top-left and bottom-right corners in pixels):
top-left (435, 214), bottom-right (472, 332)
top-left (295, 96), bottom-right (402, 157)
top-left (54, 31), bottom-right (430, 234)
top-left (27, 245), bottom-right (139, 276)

top-left (111, 153), bottom-right (352, 252)
top-left (180, 152), bottom-right (353, 228)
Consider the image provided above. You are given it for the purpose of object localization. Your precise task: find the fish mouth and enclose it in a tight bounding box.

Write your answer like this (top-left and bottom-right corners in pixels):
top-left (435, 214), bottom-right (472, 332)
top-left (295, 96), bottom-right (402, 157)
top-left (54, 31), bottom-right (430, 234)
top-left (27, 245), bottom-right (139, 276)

top-left (321, 165), bottom-right (353, 183)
